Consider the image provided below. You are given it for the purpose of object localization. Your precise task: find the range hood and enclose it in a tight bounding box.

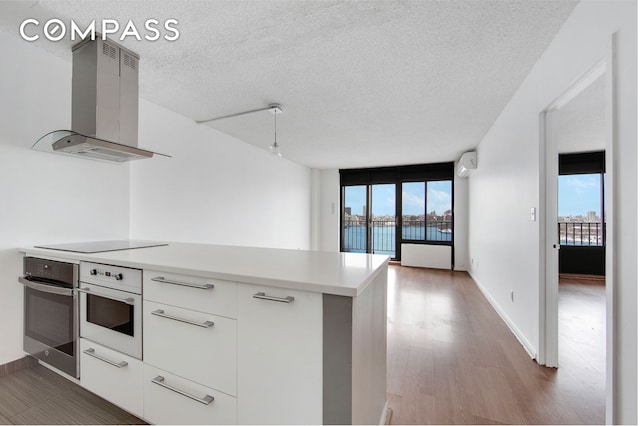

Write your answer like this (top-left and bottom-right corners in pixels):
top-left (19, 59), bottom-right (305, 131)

top-left (33, 37), bottom-right (169, 163)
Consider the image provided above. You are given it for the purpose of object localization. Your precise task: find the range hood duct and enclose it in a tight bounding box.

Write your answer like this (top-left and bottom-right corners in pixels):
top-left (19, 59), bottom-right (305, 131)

top-left (33, 37), bottom-right (168, 163)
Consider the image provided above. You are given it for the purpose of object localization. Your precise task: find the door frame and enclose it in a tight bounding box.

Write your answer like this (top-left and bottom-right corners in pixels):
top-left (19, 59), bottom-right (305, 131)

top-left (538, 34), bottom-right (616, 422)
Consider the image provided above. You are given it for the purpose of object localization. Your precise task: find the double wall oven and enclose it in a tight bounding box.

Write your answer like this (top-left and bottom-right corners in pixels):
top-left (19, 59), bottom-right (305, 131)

top-left (21, 255), bottom-right (143, 378)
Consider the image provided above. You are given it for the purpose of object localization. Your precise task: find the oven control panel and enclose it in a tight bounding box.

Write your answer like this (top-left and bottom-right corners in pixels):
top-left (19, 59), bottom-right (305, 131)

top-left (23, 257), bottom-right (77, 287)
top-left (89, 268), bottom-right (123, 281)
top-left (80, 262), bottom-right (142, 294)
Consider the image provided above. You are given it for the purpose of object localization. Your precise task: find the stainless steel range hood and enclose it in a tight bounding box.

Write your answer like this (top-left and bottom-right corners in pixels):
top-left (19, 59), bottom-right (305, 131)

top-left (33, 37), bottom-right (169, 163)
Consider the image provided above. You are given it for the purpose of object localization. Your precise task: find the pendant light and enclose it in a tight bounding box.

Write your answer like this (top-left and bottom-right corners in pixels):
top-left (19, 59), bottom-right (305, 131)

top-left (196, 103), bottom-right (284, 156)
top-left (269, 103), bottom-right (283, 157)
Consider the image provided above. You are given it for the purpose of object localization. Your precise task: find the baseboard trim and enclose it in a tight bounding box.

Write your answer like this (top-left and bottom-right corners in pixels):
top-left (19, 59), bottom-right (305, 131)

top-left (468, 272), bottom-right (537, 359)
top-left (0, 355), bottom-right (37, 377)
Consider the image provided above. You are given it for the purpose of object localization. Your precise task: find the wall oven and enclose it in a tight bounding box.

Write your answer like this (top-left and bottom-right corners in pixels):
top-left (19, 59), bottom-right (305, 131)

top-left (79, 262), bottom-right (142, 359)
top-left (20, 257), bottom-right (79, 378)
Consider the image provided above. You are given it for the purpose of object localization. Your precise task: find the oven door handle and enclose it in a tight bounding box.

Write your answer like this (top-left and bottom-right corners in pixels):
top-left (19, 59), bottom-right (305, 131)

top-left (78, 287), bottom-right (135, 305)
top-left (18, 276), bottom-right (74, 297)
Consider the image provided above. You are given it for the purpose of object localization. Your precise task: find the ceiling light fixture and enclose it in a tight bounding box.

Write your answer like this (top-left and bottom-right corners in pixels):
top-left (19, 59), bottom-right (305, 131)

top-left (268, 103), bottom-right (283, 157)
top-left (196, 103), bottom-right (284, 157)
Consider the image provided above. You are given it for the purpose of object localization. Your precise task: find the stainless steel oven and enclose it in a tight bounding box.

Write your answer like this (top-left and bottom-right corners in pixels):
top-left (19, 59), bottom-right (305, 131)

top-left (79, 262), bottom-right (142, 359)
top-left (20, 257), bottom-right (79, 378)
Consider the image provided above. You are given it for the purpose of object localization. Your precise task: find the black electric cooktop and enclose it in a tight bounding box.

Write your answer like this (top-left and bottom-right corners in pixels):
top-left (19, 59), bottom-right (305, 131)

top-left (34, 240), bottom-right (168, 253)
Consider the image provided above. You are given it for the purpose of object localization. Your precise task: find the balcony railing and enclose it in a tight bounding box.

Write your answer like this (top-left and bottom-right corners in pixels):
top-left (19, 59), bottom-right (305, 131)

top-left (343, 218), bottom-right (452, 254)
top-left (402, 220), bottom-right (452, 242)
top-left (558, 222), bottom-right (604, 246)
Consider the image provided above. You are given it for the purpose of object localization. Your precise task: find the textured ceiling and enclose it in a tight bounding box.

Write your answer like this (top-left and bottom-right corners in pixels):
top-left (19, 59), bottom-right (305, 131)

top-left (0, 0), bottom-right (578, 169)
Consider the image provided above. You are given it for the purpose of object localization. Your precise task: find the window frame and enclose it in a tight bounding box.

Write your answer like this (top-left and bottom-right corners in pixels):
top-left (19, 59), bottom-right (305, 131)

top-left (400, 178), bottom-right (454, 247)
top-left (339, 162), bottom-right (454, 262)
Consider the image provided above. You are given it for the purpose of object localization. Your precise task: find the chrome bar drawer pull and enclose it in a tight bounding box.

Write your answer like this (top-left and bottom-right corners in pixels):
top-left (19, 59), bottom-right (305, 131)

top-left (83, 348), bottom-right (128, 368)
top-left (151, 309), bottom-right (214, 328)
top-left (151, 376), bottom-right (214, 405)
top-left (151, 276), bottom-right (214, 290)
top-left (252, 292), bottom-right (295, 303)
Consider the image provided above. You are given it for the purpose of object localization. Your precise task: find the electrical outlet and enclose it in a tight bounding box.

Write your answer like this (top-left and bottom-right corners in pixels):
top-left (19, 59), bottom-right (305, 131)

top-left (510, 290), bottom-right (514, 302)
top-left (331, 202), bottom-right (335, 214)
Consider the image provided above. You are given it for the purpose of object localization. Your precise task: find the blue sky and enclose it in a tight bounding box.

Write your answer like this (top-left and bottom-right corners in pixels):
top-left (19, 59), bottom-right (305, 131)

top-left (558, 174), bottom-right (601, 217)
top-left (343, 181), bottom-right (452, 216)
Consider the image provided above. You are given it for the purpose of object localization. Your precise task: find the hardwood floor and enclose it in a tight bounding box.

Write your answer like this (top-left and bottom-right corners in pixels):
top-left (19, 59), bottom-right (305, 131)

top-left (0, 364), bottom-right (144, 425)
top-left (387, 265), bottom-right (605, 425)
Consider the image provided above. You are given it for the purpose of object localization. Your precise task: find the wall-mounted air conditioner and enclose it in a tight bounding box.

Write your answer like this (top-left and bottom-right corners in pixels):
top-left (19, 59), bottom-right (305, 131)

top-left (456, 151), bottom-right (477, 177)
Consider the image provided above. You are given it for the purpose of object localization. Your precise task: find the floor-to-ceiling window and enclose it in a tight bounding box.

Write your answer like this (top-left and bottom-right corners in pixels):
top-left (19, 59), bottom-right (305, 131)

top-left (558, 151), bottom-right (605, 275)
top-left (340, 163), bottom-right (453, 262)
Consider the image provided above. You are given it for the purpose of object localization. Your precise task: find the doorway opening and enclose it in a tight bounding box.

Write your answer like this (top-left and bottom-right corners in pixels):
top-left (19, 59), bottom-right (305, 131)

top-left (558, 152), bottom-right (606, 422)
top-left (543, 64), bottom-right (609, 423)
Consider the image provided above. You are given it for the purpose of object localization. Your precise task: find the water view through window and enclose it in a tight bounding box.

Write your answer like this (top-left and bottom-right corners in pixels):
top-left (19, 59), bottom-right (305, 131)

top-left (343, 181), bottom-right (452, 257)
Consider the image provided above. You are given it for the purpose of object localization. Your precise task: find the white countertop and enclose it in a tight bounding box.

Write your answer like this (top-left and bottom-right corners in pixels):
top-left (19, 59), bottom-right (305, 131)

top-left (20, 243), bottom-right (389, 297)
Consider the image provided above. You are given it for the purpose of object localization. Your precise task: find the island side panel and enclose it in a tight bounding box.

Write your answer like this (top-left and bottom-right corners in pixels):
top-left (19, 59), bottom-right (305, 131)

top-left (322, 294), bottom-right (353, 424)
top-left (351, 264), bottom-right (388, 424)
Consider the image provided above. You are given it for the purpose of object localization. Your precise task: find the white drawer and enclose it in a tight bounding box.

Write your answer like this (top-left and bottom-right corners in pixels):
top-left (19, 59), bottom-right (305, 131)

top-left (143, 300), bottom-right (237, 396)
top-left (143, 270), bottom-right (236, 318)
top-left (143, 364), bottom-right (237, 425)
top-left (80, 338), bottom-right (143, 418)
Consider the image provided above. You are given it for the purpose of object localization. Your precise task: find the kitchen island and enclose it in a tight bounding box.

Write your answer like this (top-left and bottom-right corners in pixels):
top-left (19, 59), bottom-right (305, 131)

top-left (20, 243), bottom-right (389, 425)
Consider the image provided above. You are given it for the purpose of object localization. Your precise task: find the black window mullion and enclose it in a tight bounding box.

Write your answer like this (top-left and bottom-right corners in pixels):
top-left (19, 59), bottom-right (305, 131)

top-left (424, 181), bottom-right (428, 242)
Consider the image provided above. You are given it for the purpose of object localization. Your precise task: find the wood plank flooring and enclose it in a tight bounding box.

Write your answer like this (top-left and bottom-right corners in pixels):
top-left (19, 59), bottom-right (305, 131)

top-left (0, 364), bottom-right (144, 424)
top-left (387, 266), bottom-right (605, 424)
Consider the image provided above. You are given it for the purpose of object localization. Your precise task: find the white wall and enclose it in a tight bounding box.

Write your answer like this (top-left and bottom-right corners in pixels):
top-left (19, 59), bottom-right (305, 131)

top-left (130, 100), bottom-right (311, 250)
top-left (313, 169), bottom-right (340, 252)
top-left (0, 33), bottom-right (130, 365)
top-left (453, 173), bottom-right (469, 270)
top-left (468, 1), bottom-right (636, 423)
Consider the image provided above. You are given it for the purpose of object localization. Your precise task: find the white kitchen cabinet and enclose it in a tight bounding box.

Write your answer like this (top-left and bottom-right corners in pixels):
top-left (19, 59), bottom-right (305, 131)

top-left (79, 338), bottom-right (143, 417)
top-left (143, 270), bottom-right (237, 318)
top-left (237, 284), bottom-right (323, 425)
top-left (143, 364), bottom-right (237, 425)
top-left (143, 300), bottom-right (237, 396)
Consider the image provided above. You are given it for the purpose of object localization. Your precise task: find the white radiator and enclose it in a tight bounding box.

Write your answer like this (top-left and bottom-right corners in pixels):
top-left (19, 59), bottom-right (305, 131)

top-left (400, 244), bottom-right (451, 269)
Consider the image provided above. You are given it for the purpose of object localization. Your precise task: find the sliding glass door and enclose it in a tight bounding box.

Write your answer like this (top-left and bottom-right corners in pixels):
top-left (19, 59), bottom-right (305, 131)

top-left (371, 184), bottom-right (396, 257)
top-left (342, 184), bottom-right (397, 258)
top-left (343, 185), bottom-right (367, 253)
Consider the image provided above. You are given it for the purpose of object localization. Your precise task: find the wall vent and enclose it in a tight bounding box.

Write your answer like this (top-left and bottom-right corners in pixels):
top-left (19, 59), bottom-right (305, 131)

top-left (102, 42), bottom-right (117, 59)
top-left (123, 53), bottom-right (137, 70)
